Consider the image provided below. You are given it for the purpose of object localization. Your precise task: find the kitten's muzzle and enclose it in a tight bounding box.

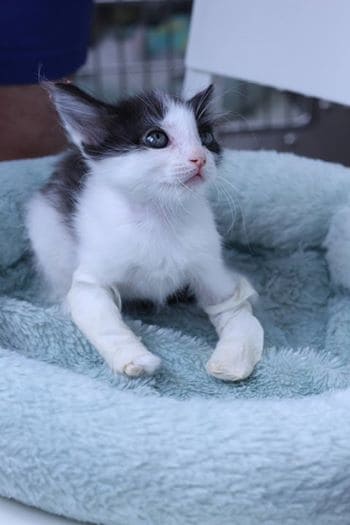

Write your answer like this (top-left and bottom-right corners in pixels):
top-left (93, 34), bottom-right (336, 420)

top-left (189, 157), bottom-right (206, 169)
top-left (183, 156), bottom-right (206, 185)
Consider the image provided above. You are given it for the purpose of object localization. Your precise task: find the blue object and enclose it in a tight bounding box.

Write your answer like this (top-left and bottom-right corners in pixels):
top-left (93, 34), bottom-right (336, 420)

top-left (0, 0), bottom-right (93, 84)
top-left (1, 150), bottom-right (350, 523)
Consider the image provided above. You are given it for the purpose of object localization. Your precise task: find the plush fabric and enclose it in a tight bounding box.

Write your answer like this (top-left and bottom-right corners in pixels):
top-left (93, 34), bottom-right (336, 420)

top-left (1, 150), bottom-right (350, 524)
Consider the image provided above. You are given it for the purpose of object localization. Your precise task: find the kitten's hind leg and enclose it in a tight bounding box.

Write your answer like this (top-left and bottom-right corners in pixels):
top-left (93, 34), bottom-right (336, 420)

top-left (67, 269), bottom-right (161, 377)
top-left (26, 193), bottom-right (76, 300)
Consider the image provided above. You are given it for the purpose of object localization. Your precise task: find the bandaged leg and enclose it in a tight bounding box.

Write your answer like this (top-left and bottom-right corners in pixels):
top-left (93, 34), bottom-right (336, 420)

top-left (204, 278), bottom-right (264, 381)
top-left (67, 270), bottom-right (161, 377)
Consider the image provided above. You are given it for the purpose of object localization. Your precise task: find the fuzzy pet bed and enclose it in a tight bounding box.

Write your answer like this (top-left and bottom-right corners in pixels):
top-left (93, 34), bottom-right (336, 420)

top-left (1, 150), bottom-right (350, 525)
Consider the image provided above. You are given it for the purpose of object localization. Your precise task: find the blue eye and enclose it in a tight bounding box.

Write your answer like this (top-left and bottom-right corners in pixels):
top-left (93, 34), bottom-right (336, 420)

top-left (143, 129), bottom-right (169, 149)
top-left (200, 130), bottom-right (214, 147)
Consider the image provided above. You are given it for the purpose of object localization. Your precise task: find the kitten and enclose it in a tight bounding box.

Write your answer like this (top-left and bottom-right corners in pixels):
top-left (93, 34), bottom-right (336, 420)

top-left (26, 82), bottom-right (263, 380)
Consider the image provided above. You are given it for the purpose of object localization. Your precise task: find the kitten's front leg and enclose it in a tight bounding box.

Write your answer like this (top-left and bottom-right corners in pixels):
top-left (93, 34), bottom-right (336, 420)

top-left (194, 265), bottom-right (264, 381)
top-left (67, 269), bottom-right (161, 377)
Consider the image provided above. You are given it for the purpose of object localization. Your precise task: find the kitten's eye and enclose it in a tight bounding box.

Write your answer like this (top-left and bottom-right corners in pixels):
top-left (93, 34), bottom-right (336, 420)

top-left (142, 129), bottom-right (169, 149)
top-left (200, 130), bottom-right (214, 147)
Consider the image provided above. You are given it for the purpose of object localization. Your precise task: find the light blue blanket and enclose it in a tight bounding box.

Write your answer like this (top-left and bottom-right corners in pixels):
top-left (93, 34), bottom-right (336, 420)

top-left (1, 150), bottom-right (350, 524)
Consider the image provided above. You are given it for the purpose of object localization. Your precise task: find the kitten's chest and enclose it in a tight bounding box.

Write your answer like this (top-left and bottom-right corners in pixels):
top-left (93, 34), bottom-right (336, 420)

top-left (121, 218), bottom-right (193, 300)
top-left (79, 190), bottom-right (217, 302)
top-left (114, 205), bottom-right (213, 301)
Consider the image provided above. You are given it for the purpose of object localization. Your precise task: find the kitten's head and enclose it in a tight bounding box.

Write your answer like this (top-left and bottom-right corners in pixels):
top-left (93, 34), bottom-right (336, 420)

top-left (47, 81), bottom-right (221, 202)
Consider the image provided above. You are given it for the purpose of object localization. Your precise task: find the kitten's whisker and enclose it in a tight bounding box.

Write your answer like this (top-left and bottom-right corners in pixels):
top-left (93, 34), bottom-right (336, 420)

top-left (174, 176), bottom-right (201, 201)
top-left (212, 180), bottom-right (237, 233)
top-left (218, 176), bottom-right (253, 252)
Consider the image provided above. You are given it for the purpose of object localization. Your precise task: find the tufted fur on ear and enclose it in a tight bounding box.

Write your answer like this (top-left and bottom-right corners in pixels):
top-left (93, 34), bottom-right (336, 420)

top-left (187, 84), bottom-right (214, 125)
top-left (44, 81), bottom-right (110, 148)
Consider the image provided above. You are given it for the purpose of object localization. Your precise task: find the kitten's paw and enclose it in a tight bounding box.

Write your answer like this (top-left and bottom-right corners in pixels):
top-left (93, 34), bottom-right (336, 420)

top-left (206, 315), bottom-right (264, 381)
top-left (123, 353), bottom-right (161, 377)
top-left (111, 351), bottom-right (161, 378)
top-left (206, 349), bottom-right (258, 381)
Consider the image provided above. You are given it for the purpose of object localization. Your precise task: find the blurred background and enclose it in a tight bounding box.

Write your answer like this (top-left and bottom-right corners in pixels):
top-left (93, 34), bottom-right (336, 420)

top-left (73, 0), bottom-right (350, 167)
top-left (2, 0), bottom-right (350, 165)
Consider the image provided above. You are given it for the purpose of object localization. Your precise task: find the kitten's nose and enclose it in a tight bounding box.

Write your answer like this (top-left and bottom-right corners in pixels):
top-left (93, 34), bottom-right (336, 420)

top-left (190, 156), bottom-right (206, 169)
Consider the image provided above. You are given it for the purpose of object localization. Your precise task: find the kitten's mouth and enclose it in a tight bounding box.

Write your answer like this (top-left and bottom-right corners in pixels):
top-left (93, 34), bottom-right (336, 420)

top-left (184, 171), bottom-right (204, 186)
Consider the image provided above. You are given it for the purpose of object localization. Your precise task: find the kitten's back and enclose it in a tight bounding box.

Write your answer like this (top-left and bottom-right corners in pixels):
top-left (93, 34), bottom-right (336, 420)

top-left (42, 148), bottom-right (89, 221)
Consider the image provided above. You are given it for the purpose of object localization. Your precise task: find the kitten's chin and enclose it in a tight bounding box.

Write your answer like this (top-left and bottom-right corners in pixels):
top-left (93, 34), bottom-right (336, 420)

top-left (184, 172), bottom-right (205, 186)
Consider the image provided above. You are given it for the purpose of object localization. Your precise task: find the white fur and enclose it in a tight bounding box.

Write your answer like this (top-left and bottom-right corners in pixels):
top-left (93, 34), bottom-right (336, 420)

top-left (26, 100), bottom-right (263, 379)
top-left (26, 194), bottom-right (76, 300)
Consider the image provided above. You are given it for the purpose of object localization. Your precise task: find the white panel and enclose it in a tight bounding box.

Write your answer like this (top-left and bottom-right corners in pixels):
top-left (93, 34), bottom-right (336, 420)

top-left (186, 0), bottom-right (350, 105)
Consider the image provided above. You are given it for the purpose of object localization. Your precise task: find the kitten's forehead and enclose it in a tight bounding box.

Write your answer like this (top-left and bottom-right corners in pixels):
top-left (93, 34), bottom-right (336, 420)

top-left (114, 91), bottom-right (166, 127)
top-left (113, 92), bottom-right (201, 145)
top-left (115, 92), bottom-right (197, 129)
top-left (162, 100), bottom-right (200, 142)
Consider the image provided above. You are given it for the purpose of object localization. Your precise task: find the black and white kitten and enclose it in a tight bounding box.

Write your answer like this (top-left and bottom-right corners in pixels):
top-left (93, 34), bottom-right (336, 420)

top-left (26, 82), bottom-right (263, 381)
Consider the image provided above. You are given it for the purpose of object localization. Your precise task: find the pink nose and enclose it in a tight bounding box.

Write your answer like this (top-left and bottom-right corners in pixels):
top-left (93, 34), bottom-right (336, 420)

top-left (190, 157), bottom-right (206, 169)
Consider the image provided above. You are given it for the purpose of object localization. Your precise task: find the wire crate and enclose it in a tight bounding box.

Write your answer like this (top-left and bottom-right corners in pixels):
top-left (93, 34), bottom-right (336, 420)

top-left (75, 0), bottom-right (317, 134)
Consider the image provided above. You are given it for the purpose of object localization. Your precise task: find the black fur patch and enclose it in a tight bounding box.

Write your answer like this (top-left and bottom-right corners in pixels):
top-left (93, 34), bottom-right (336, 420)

top-left (187, 84), bottom-right (221, 157)
top-left (49, 82), bottom-right (167, 159)
top-left (196, 122), bottom-right (221, 157)
top-left (41, 148), bottom-right (88, 220)
top-left (82, 92), bottom-right (167, 159)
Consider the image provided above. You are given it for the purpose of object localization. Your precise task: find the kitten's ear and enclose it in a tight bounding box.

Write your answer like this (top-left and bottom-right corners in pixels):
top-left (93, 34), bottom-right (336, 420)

top-left (188, 84), bottom-right (214, 121)
top-left (44, 81), bottom-right (108, 147)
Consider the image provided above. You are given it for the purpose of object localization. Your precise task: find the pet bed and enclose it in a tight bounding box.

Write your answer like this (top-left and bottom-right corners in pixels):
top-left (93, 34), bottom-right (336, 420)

top-left (1, 150), bottom-right (350, 525)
